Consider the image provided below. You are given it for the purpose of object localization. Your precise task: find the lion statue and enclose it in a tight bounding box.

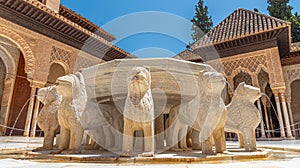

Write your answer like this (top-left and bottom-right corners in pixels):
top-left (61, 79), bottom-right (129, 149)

top-left (52, 72), bottom-right (87, 154)
top-left (169, 70), bottom-right (227, 154)
top-left (84, 103), bottom-right (124, 151)
top-left (122, 67), bottom-right (154, 157)
top-left (33, 86), bottom-right (61, 151)
top-left (166, 107), bottom-right (190, 151)
top-left (225, 82), bottom-right (262, 151)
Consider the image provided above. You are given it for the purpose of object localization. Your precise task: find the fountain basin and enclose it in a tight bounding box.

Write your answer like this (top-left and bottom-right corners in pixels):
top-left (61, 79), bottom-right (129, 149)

top-left (80, 58), bottom-right (216, 111)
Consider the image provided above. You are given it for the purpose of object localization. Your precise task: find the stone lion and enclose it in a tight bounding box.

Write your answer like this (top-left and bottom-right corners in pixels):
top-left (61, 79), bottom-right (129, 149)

top-left (225, 82), bottom-right (262, 151)
top-left (84, 103), bottom-right (124, 151)
top-left (122, 67), bottom-right (154, 157)
top-left (166, 107), bottom-right (190, 151)
top-left (33, 86), bottom-right (61, 151)
top-left (169, 70), bottom-right (227, 154)
top-left (52, 72), bottom-right (87, 154)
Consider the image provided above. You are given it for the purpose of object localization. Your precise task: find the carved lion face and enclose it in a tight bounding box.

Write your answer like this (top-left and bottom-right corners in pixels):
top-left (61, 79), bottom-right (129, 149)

top-left (37, 86), bottom-right (61, 105)
top-left (127, 67), bottom-right (151, 105)
top-left (56, 76), bottom-right (73, 98)
top-left (235, 82), bottom-right (261, 102)
top-left (199, 71), bottom-right (226, 94)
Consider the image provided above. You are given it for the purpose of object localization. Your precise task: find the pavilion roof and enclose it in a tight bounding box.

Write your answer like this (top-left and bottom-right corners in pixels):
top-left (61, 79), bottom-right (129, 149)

top-left (192, 8), bottom-right (290, 49)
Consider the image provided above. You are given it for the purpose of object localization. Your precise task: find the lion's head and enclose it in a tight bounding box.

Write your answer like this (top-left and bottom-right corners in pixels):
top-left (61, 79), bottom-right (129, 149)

top-left (37, 86), bottom-right (61, 105)
top-left (56, 76), bottom-right (73, 98)
top-left (198, 71), bottom-right (226, 94)
top-left (235, 82), bottom-right (261, 102)
top-left (127, 67), bottom-right (151, 106)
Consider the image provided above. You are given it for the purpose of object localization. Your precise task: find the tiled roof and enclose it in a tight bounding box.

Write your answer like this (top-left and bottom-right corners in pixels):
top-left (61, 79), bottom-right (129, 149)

top-left (192, 8), bottom-right (290, 49)
top-left (173, 50), bottom-right (203, 62)
top-left (291, 42), bottom-right (300, 52)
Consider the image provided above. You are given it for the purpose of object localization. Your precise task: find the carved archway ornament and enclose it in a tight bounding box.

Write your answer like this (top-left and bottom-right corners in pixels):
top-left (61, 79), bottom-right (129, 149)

top-left (0, 45), bottom-right (16, 80)
top-left (283, 65), bottom-right (300, 102)
top-left (0, 26), bottom-right (35, 79)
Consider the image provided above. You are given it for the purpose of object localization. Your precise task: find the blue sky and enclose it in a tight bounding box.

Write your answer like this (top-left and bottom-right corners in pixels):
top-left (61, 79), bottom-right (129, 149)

top-left (61, 0), bottom-right (300, 58)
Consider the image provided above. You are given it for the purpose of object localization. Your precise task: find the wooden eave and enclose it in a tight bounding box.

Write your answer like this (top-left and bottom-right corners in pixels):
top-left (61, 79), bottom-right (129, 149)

top-left (59, 5), bottom-right (115, 42)
top-left (0, 0), bottom-right (133, 61)
top-left (281, 54), bottom-right (300, 66)
top-left (193, 26), bottom-right (289, 61)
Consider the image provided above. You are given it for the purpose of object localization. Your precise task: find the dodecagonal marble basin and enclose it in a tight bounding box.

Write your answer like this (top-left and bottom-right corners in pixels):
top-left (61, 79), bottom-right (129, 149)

top-left (80, 58), bottom-right (216, 113)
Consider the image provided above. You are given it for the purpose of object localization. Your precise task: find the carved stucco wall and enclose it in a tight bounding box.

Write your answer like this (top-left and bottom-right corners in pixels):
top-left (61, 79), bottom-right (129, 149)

top-left (49, 46), bottom-right (72, 74)
top-left (283, 64), bottom-right (300, 102)
top-left (0, 18), bottom-right (102, 85)
top-left (0, 25), bottom-right (35, 79)
top-left (207, 47), bottom-right (285, 90)
top-left (73, 52), bottom-right (104, 72)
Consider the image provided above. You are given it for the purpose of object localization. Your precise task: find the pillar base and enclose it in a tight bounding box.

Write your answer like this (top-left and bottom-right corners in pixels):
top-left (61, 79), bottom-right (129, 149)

top-left (257, 137), bottom-right (284, 141)
top-left (285, 136), bottom-right (295, 140)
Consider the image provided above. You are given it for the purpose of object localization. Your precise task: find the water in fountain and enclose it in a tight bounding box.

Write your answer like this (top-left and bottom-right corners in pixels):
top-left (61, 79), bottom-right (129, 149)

top-left (8, 94), bottom-right (37, 136)
top-left (260, 93), bottom-right (286, 137)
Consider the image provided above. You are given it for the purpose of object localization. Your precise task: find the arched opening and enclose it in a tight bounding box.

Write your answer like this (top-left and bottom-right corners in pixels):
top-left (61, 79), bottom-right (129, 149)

top-left (257, 69), bottom-right (279, 138)
top-left (0, 57), bottom-right (6, 112)
top-left (31, 62), bottom-right (66, 136)
top-left (47, 62), bottom-right (66, 85)
top-left (226, 72), bottom-right (252, 140)
top-left (291, 79), bottom-right (300, 137)
top-left (233, 71), bottom-right (252, 89)
top-left (6, 53), bottom-right (31, 135)
top-left (264, 84), bottom-right (279, 137)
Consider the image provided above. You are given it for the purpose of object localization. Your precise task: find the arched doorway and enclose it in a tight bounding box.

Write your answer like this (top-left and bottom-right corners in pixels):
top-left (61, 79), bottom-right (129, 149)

top-left (47, 62), bottom-right (66, 85)
top-left (6, 53), bottom-right (31, 135)
top-left (291, 79), bottom-right (300, 136)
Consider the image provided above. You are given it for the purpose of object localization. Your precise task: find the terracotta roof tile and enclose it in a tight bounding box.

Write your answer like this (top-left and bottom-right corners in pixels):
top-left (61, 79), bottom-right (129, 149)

top-left (192, 8), bottom-right (289, 49)
top-left (291, 42), bottom-right (300, 52)
top-left (173, 50), bottom-right (203, 62)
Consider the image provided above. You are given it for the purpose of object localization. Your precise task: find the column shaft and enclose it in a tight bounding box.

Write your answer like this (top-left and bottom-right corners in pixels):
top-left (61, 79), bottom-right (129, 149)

top-left (30, 98), bottom-right (40, 137)
top-left (274, 92), bottom-right (286, 138)
top-left (280, 92), bottom-right (293, 138)
top-left (23, 87), bottom-right (36, 137)
top-left (257, 99), bottom-right (266, 138)
top-left (287, 102), bottom-right (296, 136)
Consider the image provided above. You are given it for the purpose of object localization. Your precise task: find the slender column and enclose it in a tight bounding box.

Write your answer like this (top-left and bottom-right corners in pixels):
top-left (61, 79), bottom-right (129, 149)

top-left (261, 97), bottom-right (271, 138)
top-left (273, 90), bottom-right (286, 138)
top-left (279, 90), bottom-right (293, 138)
top-left (30, 98), bottom-right (40, 137)
top-left (251, 76), bottom-right (266, 138)
top-left (257, 99), bottom-right (266, 138)
top-left (0, 78), bottom-right (14, 135)
top-left (24, 87), bottom-right (37, 137)
top-left (267, 104), bottom-right (275, 137)
top-left (287, 101), bottom-right (296, 137)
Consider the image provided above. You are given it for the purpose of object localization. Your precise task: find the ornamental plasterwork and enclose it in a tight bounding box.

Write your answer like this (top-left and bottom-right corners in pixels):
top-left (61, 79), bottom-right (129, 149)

top-left (208, 54), bottom-right (268, 79)
top-left (0, 26), bottom-right (35, 78)
top-left (50, 46), bottom-right (72, 68)
top-left (283, 64), bottom-right (300, 101)
top-left (284, 65), bottom-right (300, 82)
top-left (73, 54), bottom-right (102, 72)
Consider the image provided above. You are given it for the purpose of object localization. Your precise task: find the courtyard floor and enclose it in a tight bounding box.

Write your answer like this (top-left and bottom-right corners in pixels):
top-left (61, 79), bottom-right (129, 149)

top-left (0, 136), bottom-right (300, 167)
